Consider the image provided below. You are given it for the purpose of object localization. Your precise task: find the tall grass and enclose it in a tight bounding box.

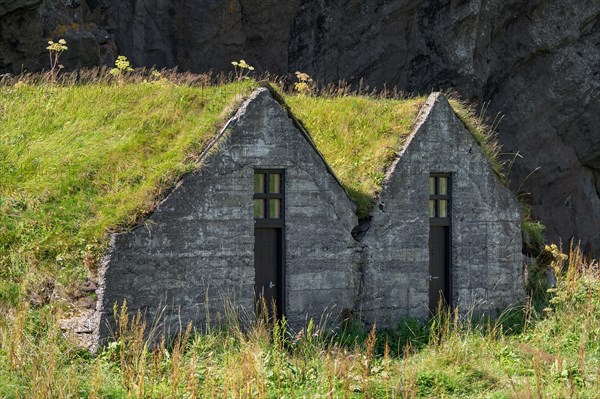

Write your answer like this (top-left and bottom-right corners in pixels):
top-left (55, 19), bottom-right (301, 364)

top-left (0, 245), bottom-right (597, 398)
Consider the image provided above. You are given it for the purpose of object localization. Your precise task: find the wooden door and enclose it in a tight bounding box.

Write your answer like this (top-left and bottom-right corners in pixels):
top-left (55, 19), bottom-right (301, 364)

top-left (428, 174), bottom-right (451, 313)
top-left (429, 225), bottom-right (449, 312)
top-left (254, 228), bottom-right (282, 317)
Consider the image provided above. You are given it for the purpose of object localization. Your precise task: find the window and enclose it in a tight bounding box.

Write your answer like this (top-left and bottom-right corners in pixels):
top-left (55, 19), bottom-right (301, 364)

top-left (429, 174), bottom-right (450, 220)
top-left (254, 170), bottom-right (284, 220)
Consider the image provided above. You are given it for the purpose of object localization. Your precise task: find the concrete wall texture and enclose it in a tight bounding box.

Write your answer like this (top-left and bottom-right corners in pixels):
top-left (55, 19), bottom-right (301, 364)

top-left (362, 93), bottom-right (524, 326)
top-left (97, 87), bottom-right (359, 339)
top-left (96, 88), bottom-right (524, 342)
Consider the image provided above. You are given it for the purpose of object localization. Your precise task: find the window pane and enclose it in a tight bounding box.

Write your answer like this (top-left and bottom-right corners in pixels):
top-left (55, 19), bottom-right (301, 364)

top-left (439, 200), bottom-right (448, 218)
top-left (254, 173), bottom-right (265, 193)
top-left (438, 177), bottom-right (447, 195)
top-left (429, 200), bottom-right (436, 218)
top-left (269, 173), bottom-right (281, 193)
top-left (269, 199), bottom-right (281, 219)
top-left (429, 177), bottom-right (436, 195)
top-left (254, 199), bottom-right (265, 218)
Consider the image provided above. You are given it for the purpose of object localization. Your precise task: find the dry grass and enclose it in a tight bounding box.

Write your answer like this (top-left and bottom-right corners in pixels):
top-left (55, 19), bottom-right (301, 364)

top-left (1, 245), bottom-right (598, 397)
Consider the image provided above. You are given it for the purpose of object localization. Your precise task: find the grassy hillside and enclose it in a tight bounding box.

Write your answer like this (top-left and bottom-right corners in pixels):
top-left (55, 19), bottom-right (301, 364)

top-left (1, 75), bottom-right (596, 398)
top-left (0, 79), bottom-right (257, 307)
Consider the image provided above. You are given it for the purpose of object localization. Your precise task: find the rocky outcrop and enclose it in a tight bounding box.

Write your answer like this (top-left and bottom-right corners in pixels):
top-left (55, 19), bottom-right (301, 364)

top-left (0, 0), bottom-right (116, 73)
top-left (1, 0), bottom-right (599, 256)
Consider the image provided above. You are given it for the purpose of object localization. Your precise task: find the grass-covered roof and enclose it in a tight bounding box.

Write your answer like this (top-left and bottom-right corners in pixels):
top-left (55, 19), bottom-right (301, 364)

top-left (0, 74), bottom-right (502, 308)
top-left (1, 78), bottom-right (256, 302)
top-left (283, 93), bottom-right (425, 215)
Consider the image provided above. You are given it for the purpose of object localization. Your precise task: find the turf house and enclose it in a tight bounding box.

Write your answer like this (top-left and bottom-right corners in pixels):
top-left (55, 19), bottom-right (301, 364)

top-left (93, 85), bottom-right (524, 345)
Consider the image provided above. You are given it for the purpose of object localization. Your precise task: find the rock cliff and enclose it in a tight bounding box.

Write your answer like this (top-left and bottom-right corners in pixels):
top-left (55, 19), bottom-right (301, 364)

top-left (2, 0), bottom-right (599, 255)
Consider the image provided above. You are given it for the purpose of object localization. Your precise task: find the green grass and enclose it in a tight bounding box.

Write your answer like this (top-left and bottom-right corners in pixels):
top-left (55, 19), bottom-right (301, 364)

top-left (284, 94), bottom-right (425, 217)
top-left (0, 79), bottom-right (257, 301)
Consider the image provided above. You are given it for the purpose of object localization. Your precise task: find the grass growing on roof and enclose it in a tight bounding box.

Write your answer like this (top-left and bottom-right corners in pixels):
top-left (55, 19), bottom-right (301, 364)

top-left (448, 97), bottom-right (505, 181)
top-left (0, 76), bottom-right (598, 398)
top-left (284, 94), bottom-right (426, 217)
top-left (0, 79), bottom-right (256, 300)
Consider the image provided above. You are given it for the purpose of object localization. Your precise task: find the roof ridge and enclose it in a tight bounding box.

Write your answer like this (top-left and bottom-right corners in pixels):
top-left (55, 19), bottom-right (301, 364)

top-left (257, 82), bottom-right (356, 210)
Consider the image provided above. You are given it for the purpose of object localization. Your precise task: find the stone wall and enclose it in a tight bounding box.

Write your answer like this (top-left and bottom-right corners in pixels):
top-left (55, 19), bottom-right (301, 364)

top-left (362, 93), bottom-right (524, 326)
top-left (98, 88), bottom-right (359, 340)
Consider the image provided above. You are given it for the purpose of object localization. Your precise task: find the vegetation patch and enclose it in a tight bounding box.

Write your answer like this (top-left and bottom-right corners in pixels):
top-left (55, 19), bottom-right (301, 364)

top-left (285, 94), bottom-right (425, 217)
top-left (0, 77), bottom-right (257, 305)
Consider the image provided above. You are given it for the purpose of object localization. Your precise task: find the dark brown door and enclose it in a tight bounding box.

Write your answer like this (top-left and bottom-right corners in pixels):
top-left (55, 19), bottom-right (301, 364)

top-left (428, 174), bottom-right (451, 313)
top-left (254, 228), bottom-right (282, 317)
top-left (429, 226), bottom-right (450, 312)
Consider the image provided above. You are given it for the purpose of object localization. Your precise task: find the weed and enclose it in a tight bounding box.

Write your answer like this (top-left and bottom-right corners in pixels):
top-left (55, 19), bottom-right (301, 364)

top-left (109, 55), bottom-right (134, 77)
top-left (231, 59), bottom-right (255, 81)
top-left (522, 203), bottom-right (546, 256)
top-left (294, 71), bottom-right (314, 95)
top-left (45, 38), bottom-right (68, 79)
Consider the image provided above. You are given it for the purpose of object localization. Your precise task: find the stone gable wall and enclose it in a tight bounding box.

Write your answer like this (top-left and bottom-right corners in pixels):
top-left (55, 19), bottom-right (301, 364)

top-left (361, 93), bottom-right (524, 325)
top-left (98, 88), bottom-right (359, 340)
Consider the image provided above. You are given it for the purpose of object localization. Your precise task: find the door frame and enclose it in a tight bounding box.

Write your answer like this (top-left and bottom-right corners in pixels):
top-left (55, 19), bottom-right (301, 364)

top-left (253, 169), bottom-right (286, 318)
top-left (254, 227), bottom-right (285, 317)
top-left (428, 173), bottom-right (452, 311)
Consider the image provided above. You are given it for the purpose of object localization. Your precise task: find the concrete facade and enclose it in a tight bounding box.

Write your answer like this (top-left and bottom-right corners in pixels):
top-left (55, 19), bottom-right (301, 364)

top-left (362, 93), bottom-right (524, 325)
top-left (97, 87), bottom-right (359, 340)
top-left (95, 89), bottom-right (524, 343)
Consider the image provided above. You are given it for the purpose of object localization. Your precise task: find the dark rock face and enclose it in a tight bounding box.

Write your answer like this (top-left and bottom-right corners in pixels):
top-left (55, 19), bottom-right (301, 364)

top-left (0, 0), bottom-right (45, 72)
top-left (1, 0), bottom-right (599, 255)
top-left (0, 0), bottom-right (116, 72)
